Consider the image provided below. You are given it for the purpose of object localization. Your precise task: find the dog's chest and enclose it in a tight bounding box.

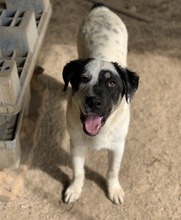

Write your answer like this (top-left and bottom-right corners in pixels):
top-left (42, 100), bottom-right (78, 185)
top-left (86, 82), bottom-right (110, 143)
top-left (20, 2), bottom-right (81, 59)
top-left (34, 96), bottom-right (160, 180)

top-left (88, 134), bottom-right (112, 150)
top-left (84, 126), bottom-right (122, 150)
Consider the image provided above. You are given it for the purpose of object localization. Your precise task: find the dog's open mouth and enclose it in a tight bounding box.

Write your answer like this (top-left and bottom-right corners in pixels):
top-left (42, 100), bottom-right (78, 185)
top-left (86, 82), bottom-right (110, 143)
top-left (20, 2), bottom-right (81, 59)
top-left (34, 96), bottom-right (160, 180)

top-left (80, 112), bottom-right (105, 136)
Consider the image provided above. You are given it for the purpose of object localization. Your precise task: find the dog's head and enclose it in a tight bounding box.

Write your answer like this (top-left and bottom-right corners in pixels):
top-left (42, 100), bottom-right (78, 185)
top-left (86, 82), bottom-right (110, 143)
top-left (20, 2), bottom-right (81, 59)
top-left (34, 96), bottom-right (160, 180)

top-left (63, 58), bottom-right (139, 136)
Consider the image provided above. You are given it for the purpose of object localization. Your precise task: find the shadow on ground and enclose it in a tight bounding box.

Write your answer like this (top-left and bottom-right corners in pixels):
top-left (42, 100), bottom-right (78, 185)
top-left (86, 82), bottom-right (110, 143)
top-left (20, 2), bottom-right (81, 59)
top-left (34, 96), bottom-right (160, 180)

top-left (20, 71), bottom-right (108, 202)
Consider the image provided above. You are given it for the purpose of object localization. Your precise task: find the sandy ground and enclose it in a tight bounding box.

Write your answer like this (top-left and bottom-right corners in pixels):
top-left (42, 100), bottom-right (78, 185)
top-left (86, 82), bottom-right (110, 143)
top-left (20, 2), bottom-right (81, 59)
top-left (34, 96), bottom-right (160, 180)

top-left (0, 0), bottom-right (181, 219)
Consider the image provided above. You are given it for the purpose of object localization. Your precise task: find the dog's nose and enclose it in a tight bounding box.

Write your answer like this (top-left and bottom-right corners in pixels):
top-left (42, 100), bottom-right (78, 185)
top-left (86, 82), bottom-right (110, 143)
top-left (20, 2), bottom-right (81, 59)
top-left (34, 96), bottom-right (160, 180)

top-left (85, 97), bottom-right (102, 110)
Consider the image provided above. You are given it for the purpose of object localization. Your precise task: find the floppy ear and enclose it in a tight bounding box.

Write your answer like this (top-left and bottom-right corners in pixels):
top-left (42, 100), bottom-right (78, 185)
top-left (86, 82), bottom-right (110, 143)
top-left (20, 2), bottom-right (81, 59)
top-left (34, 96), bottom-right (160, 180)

top-left (62, 60), bottom-right (78, 91)
top-left (122, 68), bottom-right (139, 103)
top-left (62, 58), bottom-right (93, 92)
top-left (113, 63), bottom-right (139, 103)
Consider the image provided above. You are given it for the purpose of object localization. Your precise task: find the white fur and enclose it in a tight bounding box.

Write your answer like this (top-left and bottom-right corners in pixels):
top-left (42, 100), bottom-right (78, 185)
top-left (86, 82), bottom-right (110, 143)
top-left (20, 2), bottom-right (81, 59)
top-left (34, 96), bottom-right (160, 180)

top-left (78, 6), bottom-right (128, 67)
top-left (64, 6), bottom-right (130, 205)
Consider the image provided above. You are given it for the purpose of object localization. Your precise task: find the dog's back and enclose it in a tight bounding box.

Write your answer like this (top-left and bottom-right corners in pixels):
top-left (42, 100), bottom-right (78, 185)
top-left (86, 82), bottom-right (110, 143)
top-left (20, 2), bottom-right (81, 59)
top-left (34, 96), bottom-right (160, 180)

top-left (78, 4), bottom-right (128, 67)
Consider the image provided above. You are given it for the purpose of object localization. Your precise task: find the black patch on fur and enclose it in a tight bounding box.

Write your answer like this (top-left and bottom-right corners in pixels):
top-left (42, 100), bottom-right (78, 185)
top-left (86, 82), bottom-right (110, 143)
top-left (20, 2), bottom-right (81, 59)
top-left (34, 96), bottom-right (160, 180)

top-left (90, 3), bottom-right (107, 11)
top-left (96, 70), bottom-right (124, 103)
top-left (62, 58), bottom-right (93, 92)
top-left (113, 63), bottom-right (139, 103)
top-left (84, 70), bottom-right (124, 117)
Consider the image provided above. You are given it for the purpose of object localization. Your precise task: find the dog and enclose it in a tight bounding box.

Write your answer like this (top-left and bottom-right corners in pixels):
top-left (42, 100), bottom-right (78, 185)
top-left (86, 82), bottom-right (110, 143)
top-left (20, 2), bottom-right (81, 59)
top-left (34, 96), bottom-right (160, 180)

top-left (62, 3), bottom-right (139, 205)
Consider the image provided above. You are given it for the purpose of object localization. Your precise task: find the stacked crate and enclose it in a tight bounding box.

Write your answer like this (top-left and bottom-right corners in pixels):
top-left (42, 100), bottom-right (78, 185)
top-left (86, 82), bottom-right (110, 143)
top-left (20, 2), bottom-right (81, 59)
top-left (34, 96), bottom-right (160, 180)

top-left (0, 0), bottom-right (52, 169)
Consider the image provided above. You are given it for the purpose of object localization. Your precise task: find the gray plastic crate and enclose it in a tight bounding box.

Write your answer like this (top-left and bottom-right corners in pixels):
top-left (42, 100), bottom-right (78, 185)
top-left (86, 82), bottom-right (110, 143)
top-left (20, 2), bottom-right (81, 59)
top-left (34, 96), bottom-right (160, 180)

top-left (0, 108), bottom-right (23, 169)
top-left (0, 50), bottom-right (31, 111)
top-left (0, 59), bottom-right (20, 106)
top-left (0, 10), bottom-right (38, 52)
top-left (0, 84), bottom-right (30, 169)
top-left (0, 0), bottom-right (52, 169)
top-left (0, 0), bottom-right (52, 115)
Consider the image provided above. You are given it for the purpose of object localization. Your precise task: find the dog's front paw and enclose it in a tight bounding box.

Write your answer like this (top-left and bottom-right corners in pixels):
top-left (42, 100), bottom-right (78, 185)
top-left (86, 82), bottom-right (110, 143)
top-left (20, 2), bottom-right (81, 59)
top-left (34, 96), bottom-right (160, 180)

top-left (64, 182), bottom-right (82, 203)
top-left (108, 185), bottom-right (125, 205)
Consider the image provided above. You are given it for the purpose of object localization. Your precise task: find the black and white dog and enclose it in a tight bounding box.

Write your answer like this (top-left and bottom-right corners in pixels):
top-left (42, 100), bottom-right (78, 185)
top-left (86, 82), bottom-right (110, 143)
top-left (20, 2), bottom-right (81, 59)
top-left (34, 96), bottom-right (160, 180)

top-left (62, 3), bottom-right (139, 205)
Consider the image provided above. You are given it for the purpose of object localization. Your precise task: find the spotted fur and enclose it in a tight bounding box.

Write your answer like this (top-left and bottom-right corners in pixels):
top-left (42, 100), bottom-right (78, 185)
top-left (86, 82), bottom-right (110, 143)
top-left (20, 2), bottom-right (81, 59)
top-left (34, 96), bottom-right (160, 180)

top-left (62, 4), bottom-right (139, 205)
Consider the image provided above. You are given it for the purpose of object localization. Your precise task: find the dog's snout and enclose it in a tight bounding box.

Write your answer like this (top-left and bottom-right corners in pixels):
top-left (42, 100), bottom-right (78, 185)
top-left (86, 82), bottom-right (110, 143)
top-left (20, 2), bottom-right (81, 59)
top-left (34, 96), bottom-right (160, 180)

top-left (85, 97), bottom-right (102, 110)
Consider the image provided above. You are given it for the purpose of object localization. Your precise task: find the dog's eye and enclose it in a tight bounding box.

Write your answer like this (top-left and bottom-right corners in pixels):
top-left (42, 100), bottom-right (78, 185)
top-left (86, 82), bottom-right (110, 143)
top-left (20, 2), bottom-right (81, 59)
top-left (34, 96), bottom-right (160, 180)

top-left (107, 80), bottom-right (116, 87)
top-left (80, 76), bottom-right (89, 84)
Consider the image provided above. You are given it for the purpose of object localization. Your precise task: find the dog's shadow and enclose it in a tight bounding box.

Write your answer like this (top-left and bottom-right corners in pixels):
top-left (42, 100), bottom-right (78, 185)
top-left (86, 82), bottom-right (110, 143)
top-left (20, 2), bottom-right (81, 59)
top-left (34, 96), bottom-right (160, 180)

top-left (21, 71), bottom-right (107, 201)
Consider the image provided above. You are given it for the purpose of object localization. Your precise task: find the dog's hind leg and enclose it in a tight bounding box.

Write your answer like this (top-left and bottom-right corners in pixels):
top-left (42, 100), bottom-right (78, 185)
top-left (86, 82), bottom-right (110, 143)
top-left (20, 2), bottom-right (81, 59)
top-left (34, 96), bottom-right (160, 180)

top-left (107, 142), bottom-right (125, 205)
top-left (64, 143), bottom-right (87, 203)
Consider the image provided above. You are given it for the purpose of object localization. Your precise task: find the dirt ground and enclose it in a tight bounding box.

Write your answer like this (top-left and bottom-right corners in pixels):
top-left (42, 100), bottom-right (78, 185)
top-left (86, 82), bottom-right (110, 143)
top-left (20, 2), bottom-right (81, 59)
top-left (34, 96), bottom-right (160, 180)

top-left (0, 0), bottom-right (181, 219)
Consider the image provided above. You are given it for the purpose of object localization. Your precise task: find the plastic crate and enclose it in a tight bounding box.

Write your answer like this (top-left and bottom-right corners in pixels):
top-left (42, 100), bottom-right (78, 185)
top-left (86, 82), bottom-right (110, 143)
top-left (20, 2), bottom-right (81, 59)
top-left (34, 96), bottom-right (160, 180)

top-left (0, 108), bottom-right (23, 169)
top-left (0, 0), bottom-right (52, 169)
top-left (0, 0), bottom-right (52, 115)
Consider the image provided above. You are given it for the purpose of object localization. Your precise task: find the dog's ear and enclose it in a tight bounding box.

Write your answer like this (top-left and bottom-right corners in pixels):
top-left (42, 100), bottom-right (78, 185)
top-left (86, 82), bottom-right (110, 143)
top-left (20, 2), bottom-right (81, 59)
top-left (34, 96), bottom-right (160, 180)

top-left (113, 63), bottom-right (139, 104)
top-left (123, 69), bottom-right (139, 103)
top-left (62, 58), bottom-right (93, 92)
top-left (62, 60), bottom-right (78, 92)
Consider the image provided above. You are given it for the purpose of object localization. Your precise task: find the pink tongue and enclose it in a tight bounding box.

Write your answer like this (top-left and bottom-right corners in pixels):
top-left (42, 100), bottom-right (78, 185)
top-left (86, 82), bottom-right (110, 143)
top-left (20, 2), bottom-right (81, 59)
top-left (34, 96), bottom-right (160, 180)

top-left (84, 115), bottom-right (102, 135)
